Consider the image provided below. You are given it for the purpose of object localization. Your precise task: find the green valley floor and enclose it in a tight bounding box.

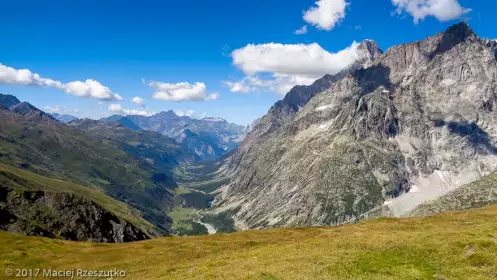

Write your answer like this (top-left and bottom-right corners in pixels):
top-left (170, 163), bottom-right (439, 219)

top-left (1, 205), bottom-right (497, 279)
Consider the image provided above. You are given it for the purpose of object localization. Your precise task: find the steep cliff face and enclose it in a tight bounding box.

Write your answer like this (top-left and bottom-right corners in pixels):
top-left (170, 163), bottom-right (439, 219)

top-left (0, 187), bottom-right (149, 242)
top-left (216, 23), bottom-right (497, 230)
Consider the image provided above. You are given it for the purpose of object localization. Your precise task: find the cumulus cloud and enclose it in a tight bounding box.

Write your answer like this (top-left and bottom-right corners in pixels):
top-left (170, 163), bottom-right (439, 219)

top-left (392, 0), bottom-right (471, 23)
top-left (222, 80), bottom-right (252, 93)
top-left (108, 104), bottom-right (152, 116)
top-left (232, 42), bottom-right (360, 77)
top-left (131, 96), bottom-right (145, 107)
top-left (294, 25), bottom-right (308, 35)
top-left (224, 75), bottom-right (317, 95)
top-left (0, 63), bottom-right (122, 101)
top-left (303, 0), bottom-right (348, 31)
top-left (64, 80), bottom-right (123, 101)
top-left (226, 41), bottom-right (360, 95)
top-left (145, 80), bottom-right (220, 102)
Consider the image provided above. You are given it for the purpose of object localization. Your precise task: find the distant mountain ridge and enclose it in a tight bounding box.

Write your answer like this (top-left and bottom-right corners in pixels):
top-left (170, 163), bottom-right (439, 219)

top-left (51, 113), bottom-right (78, 123)
top-left (0, 94), bottom-right (55, 121)
top-left (70, 118), bottom-right (200, 168)
top-left (102, 111), bottom-right (247, 160)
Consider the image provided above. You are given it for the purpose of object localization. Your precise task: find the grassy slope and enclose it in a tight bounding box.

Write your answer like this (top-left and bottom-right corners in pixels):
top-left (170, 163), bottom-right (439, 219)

top-left (0, 164), bottom-right (158, 236)
top-left (2, 205), bottom-right (497, 279)
top-left (0, 110), bottom-right (176, 231)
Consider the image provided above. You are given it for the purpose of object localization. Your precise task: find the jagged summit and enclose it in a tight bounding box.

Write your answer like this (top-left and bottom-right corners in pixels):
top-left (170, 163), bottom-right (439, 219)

top-left (154, 110), bottom-right (177, 118)
top-left (443, 21), bottom-right (475, 40)
top-left (434, 22), bottom-right (477, 56)
top-left (357, 39), bottom-right (383, 62)
top-left (0, 93), bottom-right (21, 108)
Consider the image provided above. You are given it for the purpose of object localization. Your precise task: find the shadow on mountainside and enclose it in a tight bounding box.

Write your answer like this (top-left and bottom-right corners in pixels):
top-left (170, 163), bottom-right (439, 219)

top-left (434, 119), bottom-right (497, 154)
top-left (355, 64), bottom-right (393, 95)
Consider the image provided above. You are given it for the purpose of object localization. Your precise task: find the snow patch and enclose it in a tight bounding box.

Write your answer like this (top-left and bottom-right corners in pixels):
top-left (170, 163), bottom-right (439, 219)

top-left (294, 120), bottom-right (333, 141)
top-left (315, 104), bottom-right (333, 111)
top-left (440, 79), bottom-right (456, 86)
top-left (409, 185), bottom-right (420, 193)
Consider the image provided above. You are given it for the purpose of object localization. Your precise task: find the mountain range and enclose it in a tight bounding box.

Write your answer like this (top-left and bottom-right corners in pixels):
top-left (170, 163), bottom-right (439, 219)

top-left (215, 22), bottom-right (497, 230)
top-left (0, 93), bottom-right (245, 241)
top-left (102, 111), bottom-right (247, 160)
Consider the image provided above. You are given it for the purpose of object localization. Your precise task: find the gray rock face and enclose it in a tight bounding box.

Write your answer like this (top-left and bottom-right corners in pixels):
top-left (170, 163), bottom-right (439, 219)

top-left (0, 187), bottom-right (149, 242)
top-left (216, 23), bottom-right (497, 230)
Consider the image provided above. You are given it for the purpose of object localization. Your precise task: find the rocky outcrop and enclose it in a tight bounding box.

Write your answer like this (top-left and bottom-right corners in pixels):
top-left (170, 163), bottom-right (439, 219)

top-left (216, 23), bottom-right (497, 230)
top-left (0, 186), bottom-right (149, 242)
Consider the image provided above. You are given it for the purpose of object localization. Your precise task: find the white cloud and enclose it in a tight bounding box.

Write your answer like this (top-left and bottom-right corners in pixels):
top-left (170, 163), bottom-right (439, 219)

top-left (294, 25), bottom-right (308, 35)
top-left (227, 41), bottom-right (360, 95)
top-left (175, 110), bottom-right (209, 119)
top-left (392, 0), bottom-right (471, 23)
top-left (42, 105), bottom-right (79, 115)
top-left (0, 63), bottom-right (122, 101)
top-left (145, 80), bottom-right (220, 102)
top-left (64, 80), bottom-right (123, 101)
top-left (131, 96), bottom-right (145, 107)
top-left (222, 80), bottom-right (252, 93)
top-left (303, 0), bottom-right (348, 31)
top-left (224, 75), bottom-right (317, 95)
top-left (175, 110), bottom-right (195, 117)
top-left (232, 42), bottom-right (360, 77)
top-left (108, 104), bottom-right (152, 116)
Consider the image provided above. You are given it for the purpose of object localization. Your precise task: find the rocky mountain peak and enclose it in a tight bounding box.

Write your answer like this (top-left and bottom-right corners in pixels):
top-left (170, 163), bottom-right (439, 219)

top-left (357, 39), bottom-right (383, 62)
top-left (0, 93), bottom-right (21, 109)
top-left (9, 102), bottom-right (55, 121)
top-left (443, 21), bottom-right (475, 40)
top-left (155, 110), bottom-right (178, 119)
top-left (434, 22), bottom-right (477, 56)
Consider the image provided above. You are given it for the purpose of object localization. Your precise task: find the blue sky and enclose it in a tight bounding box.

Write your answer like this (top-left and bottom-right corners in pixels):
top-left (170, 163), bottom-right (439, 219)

top-left (0, 0), bottom-right (495, 125)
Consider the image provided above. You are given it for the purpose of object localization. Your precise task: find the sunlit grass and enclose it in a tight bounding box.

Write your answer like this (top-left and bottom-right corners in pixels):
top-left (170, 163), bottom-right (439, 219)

top-left (2, 205), bottom-right (497, 279)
